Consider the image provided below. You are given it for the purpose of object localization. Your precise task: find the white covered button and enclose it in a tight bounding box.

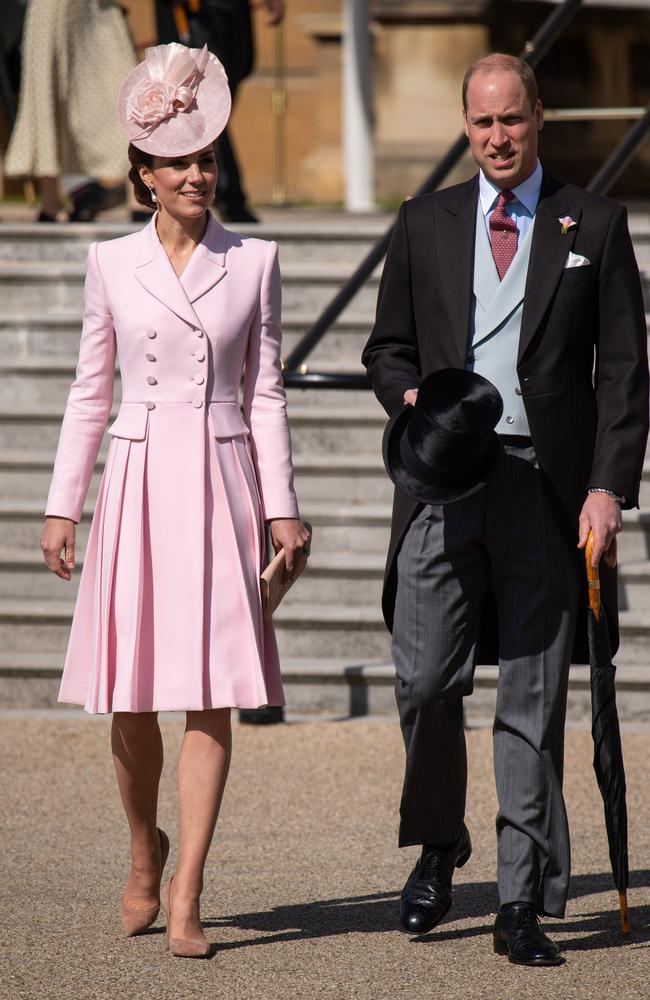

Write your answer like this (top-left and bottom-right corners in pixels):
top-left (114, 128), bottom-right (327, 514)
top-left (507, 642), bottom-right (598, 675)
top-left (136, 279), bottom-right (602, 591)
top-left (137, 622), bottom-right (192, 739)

top-left (193, 397), bottom-right (204, 408)
top-left (195, 329), bottom-right (204, 338)
top-left (194, 351), bottom-right (205, 362)
top-left (146, 375), bottom-right (157, 385)
top-left (146, 352), bottom-right (156, 362)
top-left (146, 329), bottom-right (157, 339)
top-left (145, 400), bottom-right (155, 410)
top-left (193, 374), bottom-right (204, 385)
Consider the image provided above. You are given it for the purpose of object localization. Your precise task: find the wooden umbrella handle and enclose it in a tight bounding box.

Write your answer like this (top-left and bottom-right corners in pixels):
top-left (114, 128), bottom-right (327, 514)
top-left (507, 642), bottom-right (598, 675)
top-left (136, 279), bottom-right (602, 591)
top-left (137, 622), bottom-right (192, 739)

top-left (585, 531), bottom-right (601, 621)
top-left (619, 891), bottom-right (631, 936)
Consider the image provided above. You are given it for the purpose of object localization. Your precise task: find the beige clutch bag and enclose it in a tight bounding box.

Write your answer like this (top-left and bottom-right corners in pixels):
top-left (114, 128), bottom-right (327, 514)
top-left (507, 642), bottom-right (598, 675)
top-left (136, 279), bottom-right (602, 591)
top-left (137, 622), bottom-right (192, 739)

top-left (260, 523), bottom-right (312, 621)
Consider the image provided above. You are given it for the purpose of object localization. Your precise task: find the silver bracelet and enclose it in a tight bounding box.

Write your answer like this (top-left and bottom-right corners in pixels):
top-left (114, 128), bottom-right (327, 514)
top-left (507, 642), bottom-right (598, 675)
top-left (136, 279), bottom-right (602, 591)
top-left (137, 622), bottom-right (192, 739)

top-left (588, 487), bottom-right (625, 504)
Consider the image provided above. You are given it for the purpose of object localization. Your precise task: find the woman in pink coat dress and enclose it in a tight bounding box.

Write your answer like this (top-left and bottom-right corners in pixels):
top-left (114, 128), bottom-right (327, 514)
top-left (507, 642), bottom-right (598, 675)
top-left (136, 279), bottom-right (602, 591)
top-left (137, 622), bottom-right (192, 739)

top-left (39, 43), bottom-right (310, 959)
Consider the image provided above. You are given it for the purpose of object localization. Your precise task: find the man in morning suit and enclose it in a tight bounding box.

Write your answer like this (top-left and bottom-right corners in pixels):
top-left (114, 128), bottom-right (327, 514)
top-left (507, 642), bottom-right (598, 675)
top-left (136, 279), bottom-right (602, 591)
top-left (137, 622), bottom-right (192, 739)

top-left (362, 54), bottom-right (648, 966)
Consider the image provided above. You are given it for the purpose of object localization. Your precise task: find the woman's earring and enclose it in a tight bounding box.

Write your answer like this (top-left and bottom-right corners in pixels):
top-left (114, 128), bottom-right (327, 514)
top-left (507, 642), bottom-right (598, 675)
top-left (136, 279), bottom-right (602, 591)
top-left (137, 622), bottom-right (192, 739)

top-left (149, 187), bottom-right (157, 205)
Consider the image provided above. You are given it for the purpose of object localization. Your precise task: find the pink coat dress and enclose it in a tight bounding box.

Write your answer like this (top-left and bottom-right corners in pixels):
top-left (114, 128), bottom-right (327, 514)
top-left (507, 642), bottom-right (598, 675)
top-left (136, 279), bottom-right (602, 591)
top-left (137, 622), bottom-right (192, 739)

top-left (46, 214), bottom-right (299, 714)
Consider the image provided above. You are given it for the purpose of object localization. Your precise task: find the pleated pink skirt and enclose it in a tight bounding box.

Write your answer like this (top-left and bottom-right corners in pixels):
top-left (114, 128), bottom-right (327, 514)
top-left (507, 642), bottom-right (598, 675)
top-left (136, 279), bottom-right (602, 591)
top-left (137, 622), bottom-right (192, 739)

top-left (58, 405), bottom-right (284, 713)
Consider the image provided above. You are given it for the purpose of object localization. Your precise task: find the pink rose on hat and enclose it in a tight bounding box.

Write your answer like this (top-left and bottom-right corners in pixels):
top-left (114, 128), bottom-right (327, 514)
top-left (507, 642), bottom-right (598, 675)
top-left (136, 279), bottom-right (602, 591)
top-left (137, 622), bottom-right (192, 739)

top-left (127, 80), bottom-right (194, 130)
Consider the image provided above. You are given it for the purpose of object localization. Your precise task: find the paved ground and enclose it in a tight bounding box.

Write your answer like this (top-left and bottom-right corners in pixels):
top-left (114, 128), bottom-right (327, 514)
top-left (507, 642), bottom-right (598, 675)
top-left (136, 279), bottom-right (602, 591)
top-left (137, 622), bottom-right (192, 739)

top-left (2, 714), bottom-right (650, 1000)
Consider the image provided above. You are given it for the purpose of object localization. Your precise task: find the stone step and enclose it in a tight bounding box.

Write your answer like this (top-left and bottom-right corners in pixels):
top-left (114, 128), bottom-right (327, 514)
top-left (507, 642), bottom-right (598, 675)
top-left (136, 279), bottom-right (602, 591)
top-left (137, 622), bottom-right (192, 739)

top-left (0, 449), bottom-right (392, 505)
top-left (3, 497), bottom-right (650, 563)
top-left (0, 220), bottom-right (389, 265)
top-left (0, 547), bottom-right (386, 604)
top-left (1, 650), bottom-right (649, 723)
top-left (0, 312), bottom-right (374, 363)
top-left (0, 497), bottom-right (394, 554)
top-left (0, 597), bottom-right (393, 660)
top-left (0, 260), bottom-right (383, 318)
top-left (0, 593), bottom-right (649, 690)
top-left (618, 560), bottom-right (650, 611)
top-left (0, 402), bottom-right (386, 454)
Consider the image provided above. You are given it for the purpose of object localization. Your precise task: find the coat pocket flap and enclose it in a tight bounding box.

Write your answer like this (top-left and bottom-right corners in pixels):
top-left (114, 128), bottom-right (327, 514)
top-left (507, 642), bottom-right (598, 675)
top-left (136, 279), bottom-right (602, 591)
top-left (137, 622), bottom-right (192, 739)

top-left (208, 401), bottom-right (250, 439)
top-left (107, 403), bottom-right (150, 440)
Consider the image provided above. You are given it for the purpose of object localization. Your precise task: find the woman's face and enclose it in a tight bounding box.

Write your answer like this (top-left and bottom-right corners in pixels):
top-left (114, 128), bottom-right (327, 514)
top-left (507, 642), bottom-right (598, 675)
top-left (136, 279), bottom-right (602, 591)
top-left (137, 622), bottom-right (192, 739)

top-left (140, 145), bottom-right (218, 221)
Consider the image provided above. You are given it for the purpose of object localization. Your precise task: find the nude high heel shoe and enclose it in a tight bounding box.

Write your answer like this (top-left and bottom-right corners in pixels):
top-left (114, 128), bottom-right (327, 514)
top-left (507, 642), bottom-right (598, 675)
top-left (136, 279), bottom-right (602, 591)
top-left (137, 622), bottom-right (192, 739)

top-left (120, 828), bottom-right (170, 937)
top-left (161, 876), bottom-right (211, 958)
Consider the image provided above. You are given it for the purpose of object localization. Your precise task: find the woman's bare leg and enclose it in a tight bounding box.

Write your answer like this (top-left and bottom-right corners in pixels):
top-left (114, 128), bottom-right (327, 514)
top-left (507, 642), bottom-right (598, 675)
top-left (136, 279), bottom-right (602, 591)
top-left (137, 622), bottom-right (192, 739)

top-left (112, 711), bottom-right (164, 905)
top-left (170, 708), bottom-right (232, 940)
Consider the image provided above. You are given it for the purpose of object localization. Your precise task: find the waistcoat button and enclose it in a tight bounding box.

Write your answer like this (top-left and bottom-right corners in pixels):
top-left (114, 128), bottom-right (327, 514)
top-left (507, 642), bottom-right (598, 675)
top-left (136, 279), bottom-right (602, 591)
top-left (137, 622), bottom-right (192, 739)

top-left (146, 329), bottom-right (156, 339)
top-left (505, 415), bottom-right (515, 425)
top-left (193, 374), bottom-right (204, 385)
top-left (146, 375), bottom-right (157, 385)
top-left (194, 351), bottom-right (205, 362)
top-left (146, 353), bottom-right (156, 362)
top-left (145, 401), bottom-right (155, 410)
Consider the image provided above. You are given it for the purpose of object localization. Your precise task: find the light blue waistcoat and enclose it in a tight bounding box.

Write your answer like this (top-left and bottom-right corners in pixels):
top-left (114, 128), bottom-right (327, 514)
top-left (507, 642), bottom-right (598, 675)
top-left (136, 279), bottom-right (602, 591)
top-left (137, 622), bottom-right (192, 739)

top-left (467, 200), bottom-right (535, 435)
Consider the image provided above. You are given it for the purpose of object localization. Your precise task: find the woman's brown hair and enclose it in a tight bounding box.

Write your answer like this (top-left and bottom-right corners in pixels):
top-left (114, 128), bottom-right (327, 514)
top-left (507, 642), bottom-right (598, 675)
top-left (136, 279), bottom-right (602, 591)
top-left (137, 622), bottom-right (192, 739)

top-left (127, 143), bottom-right (156, 210)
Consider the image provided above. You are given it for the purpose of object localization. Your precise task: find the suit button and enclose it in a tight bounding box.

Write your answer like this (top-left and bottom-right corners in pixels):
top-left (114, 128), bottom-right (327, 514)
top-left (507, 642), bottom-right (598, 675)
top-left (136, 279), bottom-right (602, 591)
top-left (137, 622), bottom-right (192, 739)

top-left (506, 415), bottom-right (514, 424)
top-left (193, 374), bottom-right (204, 385)
top-left (146, 329), bottom-right (156, 339)
top-left (194, 351), bottom-right (205, 362)
top-left (193, 397), bottom-right (203, 408)
top-left (515, 387), bottom-right (522, 396)
top-left (146, 375), bottom-right (157, 385)
top-left (145, 400), bottom-right (156, 410)
top-left (146, 353), bottom-right (156, 362)
top-left (195, 330), bottom-right (204, 338)
top-left (466, 353), bottom-right (475, 364)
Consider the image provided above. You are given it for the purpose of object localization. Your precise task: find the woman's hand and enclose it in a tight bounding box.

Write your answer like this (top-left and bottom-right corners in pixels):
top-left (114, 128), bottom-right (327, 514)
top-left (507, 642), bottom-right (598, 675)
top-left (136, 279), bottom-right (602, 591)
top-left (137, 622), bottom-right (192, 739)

top-left (40, 516), bottom-right (77, 581)
top-left (269, 518), bottom-right (312, 576)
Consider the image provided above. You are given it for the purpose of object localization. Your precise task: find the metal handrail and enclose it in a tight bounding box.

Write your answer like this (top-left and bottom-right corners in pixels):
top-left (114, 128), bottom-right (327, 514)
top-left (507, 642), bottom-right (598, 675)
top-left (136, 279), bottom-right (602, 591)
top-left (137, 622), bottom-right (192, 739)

top-left (283, 0), bottom-right (585, 377)
top-left (588, 106), bottom-right (650, 195)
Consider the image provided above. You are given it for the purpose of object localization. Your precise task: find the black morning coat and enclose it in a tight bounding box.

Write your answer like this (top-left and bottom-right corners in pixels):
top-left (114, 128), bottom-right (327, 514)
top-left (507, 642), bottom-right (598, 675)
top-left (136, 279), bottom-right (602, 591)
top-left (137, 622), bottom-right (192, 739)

top-left (362, 171), bottom-right (649, 664)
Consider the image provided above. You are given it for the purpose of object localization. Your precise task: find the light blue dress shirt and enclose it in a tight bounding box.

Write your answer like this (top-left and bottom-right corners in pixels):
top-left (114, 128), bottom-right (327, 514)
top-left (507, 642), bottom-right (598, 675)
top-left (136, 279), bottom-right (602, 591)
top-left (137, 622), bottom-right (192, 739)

top-left (478, 159), bottom-right (543, 245)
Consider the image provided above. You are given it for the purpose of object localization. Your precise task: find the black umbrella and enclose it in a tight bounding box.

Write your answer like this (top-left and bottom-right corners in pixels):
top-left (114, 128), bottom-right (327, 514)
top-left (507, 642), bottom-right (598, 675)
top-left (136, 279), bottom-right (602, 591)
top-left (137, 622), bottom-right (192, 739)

top-left (585, 531), bottom-right (630, 936)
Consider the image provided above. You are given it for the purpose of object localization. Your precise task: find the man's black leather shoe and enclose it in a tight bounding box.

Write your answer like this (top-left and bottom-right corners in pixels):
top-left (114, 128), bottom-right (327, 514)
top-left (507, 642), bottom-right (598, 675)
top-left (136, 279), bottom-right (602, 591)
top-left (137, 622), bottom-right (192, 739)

top-left (400, 824), bottom-right (472, 935)
top-left (493, 903), bottom-right (564, 966)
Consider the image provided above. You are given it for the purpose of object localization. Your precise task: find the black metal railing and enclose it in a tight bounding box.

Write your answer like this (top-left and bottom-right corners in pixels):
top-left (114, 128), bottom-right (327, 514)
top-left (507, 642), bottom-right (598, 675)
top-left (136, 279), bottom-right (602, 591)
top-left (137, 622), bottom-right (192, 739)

top-left (283, 0), bottom-right (586, 383)
top-left (282, 0), bottom-right (650, 395)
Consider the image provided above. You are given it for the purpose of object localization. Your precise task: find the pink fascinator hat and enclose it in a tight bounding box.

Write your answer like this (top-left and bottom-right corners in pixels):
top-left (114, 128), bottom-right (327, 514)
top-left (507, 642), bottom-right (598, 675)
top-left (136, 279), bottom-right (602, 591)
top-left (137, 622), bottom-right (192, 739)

top-left (117, 42), bottom-right (231, 157)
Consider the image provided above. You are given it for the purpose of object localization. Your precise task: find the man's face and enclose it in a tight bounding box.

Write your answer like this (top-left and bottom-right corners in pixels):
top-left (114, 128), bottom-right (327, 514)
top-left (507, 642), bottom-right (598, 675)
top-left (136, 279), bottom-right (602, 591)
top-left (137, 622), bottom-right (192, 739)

top-left (463, 70), bottom-right (543, 189)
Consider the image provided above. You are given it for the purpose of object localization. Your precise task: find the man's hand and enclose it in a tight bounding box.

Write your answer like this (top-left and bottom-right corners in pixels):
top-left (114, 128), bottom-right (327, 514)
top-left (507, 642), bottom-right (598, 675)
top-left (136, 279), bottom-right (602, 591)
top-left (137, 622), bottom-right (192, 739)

top-left (40, 516), bottom-right (76, 581)
top-left (577, 493), bottom-right (622, 567)
top-left (404, 388), bottom-right (418, 407)
top-left (255, 0), bottom-right (284, 26)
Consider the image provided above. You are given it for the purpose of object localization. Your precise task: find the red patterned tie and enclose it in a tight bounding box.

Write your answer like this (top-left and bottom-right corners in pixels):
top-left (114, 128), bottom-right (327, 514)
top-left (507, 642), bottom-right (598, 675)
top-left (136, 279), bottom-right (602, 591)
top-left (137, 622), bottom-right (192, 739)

top-left (489, 190), bottom-right (518, 280)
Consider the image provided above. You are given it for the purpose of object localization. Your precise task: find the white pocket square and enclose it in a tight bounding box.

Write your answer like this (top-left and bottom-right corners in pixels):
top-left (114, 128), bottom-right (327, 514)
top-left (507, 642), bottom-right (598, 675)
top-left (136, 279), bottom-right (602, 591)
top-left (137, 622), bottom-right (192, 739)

top-left (565, 251), bottom-right (590, 269)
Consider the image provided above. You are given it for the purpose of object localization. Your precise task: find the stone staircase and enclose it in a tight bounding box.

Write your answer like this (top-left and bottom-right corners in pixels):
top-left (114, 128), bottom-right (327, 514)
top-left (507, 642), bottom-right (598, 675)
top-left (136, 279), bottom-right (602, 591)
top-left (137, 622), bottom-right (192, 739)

top-left (0, 214), bottom-right (649, 721)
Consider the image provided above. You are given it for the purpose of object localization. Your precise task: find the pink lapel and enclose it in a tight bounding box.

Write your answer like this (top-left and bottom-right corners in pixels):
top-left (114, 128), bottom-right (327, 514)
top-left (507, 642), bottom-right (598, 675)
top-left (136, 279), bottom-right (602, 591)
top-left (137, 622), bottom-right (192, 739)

top-left (133, 213), bottom-right (228, 327)
top-left (180, 213), bottom-right (228, 304)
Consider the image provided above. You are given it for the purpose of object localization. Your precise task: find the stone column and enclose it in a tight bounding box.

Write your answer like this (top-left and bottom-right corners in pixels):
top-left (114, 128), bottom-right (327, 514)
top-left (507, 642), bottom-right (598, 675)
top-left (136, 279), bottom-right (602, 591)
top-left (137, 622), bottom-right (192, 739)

top-left (343, 0), bottom-right (375, 211)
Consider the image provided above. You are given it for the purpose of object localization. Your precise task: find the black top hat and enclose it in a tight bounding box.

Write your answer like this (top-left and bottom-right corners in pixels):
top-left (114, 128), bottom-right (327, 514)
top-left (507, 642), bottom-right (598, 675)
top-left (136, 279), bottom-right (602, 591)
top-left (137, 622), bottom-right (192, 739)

top-left (382, 369), bottom-right (504, 505)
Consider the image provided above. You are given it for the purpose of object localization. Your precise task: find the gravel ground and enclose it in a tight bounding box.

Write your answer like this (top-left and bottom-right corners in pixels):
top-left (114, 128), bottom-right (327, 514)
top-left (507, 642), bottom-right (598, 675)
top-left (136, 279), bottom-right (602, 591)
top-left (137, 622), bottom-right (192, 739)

top-left (2, 715), bottom-right (649, 1000)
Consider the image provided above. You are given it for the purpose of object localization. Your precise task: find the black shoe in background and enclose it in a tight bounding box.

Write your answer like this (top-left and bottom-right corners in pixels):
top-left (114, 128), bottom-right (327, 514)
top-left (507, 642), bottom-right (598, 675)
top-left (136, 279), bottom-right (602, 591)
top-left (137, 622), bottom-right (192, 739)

top-left (493, 902), bottom-right (564, 966)
top-left (69, 181), bottom-right (126, 222)
top-left (400, 823), bottom-right (472, 935)
top-left (216, 202), bottom-right (260, 224)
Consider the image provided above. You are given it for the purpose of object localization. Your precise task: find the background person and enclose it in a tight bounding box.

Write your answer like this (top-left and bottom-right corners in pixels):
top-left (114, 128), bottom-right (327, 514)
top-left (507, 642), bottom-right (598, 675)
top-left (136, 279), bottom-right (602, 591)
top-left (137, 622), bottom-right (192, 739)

top-left (362, 53), bottom-right (648, 967)
top-left (4, 0), bottom-right (137, 221)
top-left (40, 41), bottom-right (309, 958)
top-left (156, 0), bottom-right (284, 223)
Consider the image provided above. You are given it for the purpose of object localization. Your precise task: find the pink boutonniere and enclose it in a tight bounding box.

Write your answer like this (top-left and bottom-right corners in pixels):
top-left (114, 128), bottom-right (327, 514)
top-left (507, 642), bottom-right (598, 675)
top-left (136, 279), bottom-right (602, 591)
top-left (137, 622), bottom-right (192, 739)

top-left (559, 215), bottom-right (577, 236)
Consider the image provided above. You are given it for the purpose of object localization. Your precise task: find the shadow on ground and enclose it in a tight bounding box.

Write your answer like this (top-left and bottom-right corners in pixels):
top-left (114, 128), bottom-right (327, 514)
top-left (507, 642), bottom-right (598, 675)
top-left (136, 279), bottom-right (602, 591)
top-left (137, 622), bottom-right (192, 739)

top-left (203, 870), bottom-right (650, 954)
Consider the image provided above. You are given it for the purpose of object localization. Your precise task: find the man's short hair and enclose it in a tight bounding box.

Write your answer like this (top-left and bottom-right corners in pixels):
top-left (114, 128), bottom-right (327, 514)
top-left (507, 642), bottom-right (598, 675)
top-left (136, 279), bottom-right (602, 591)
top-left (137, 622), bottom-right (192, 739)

top-left (462, 54), bottom-right (538, 112)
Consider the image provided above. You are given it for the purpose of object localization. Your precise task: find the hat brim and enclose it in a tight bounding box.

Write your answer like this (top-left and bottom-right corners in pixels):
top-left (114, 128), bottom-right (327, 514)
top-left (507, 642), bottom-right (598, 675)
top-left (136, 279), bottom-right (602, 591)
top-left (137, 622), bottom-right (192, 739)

top-left (117, 53), bottom-right (231, 157)
top-left (382, 405), bottom-right (503, 506)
